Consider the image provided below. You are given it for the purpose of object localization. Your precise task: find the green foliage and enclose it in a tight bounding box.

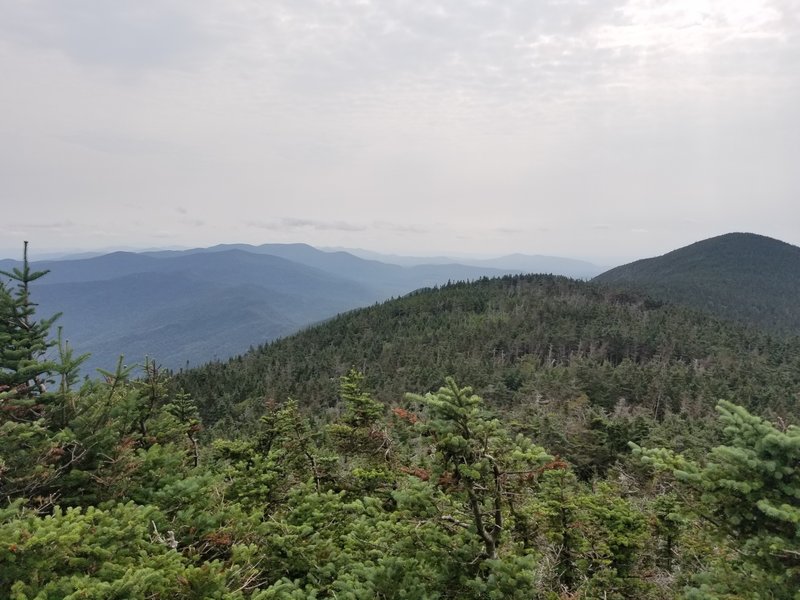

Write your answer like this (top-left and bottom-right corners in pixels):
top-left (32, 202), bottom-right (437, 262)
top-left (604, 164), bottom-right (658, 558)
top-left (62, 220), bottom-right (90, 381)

top-left (527, 469), bottom-right (651, 596)
top-left (634, 400), bottom-right (800, 598)
top-left (595, 232), bottom-right (800, 335)
top-left (408, 378), bottom-right (551, 560)
top-left (0, 241), bottom-right (61, 410)
top-left (328, 369), bottom-right (389, 462)
top-left (0, 501), bottom-right (237, 599)
top-left (178, 275), bottom-right (800, 459)
top-left (164, 389), bottom-right (202, 467)
top-left (463, 553), bottom-right (543, 599)
top-left (339, 368), bottom-right (384, 428)
top-left (3, 244), bottom-right (798, 599)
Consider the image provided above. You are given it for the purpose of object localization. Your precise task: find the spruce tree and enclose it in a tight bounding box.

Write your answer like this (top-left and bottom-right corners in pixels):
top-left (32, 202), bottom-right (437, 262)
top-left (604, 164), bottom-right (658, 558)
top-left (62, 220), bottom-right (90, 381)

top-left (0, 241), bottom-right (61, 415)
top-left (633, 400), bottom-right (800, 598)
top-left (407, 378), bottom-right (551, 560)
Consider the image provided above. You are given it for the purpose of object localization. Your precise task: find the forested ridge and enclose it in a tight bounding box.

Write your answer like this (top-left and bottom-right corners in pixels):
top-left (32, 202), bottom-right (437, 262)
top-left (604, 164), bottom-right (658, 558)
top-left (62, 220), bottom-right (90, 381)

top-left (594, 232), bottom-right (800, 335)
top-left (179, 274), bottom-right (800, 431)
top-left (2, 246), bottom-right (800, 598)
top-left (1, 243), bottom-right (529, 373)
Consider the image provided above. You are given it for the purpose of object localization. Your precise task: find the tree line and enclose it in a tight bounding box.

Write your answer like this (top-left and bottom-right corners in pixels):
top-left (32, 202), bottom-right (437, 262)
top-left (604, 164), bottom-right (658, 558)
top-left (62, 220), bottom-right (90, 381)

top-left (1, 245), bottom-right (798, 598)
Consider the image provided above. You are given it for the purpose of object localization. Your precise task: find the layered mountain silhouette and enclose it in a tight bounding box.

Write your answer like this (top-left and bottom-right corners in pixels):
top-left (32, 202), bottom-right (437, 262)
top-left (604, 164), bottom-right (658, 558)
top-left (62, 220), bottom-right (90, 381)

top-left (5, 232), bottom-right (797, 376)
top-left (321, 246), bottom-right (605, 278)
top-left (3, 244), bottom-right (592, 373)
top-left (594, 232), bottom-right (800, 335)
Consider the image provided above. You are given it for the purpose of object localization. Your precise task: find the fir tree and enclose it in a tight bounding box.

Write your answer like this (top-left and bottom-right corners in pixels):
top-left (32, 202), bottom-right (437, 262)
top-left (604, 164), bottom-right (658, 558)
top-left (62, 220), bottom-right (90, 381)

top-left (407, 378), bottom-right (551, 560)
top-left (0, 241), bottom-right (61, 411)
top-left (633, 400), bottom-right (800, 598)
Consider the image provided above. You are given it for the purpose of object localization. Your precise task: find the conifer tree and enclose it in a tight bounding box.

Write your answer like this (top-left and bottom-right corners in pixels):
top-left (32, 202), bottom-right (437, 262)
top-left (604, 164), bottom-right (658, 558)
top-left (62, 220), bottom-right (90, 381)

top-left (0, 241), bottom-right (61, 410)
top-left (329, 368), bottom-right (389, 461)
top-left (165, 389), bottom-right (202, 467)
top-left (339, 368), bottom-right (384, 428)
top-left (633, 400), bottom-right (800, 598)
top-left (407, 378), bottom-right (551, 560)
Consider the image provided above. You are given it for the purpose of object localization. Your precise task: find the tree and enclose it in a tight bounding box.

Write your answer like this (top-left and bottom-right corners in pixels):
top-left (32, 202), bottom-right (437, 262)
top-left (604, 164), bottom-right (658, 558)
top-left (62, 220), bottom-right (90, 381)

top-left (0, 241), bottom-right (61, 412)
top-left (339, 368), bottom-right (384, 428)
top-left (165, 389), bottom-right (202, 467)
top-left (0, 500), bottom-right (238, 598)
top-left (632, 400), bottom-right (800, 598)
top-left (328, 369), bottom-right (392, 474)
top-left (407, 378), bottom-right (551, 560)
top-left (527, 469), bottom-right (651, 596)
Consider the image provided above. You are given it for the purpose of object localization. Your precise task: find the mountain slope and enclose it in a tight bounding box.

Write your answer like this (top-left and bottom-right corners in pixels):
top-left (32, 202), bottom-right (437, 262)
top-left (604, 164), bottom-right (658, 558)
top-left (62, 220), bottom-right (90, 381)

top-left (3, 246), bottom-right (516, 373)
top-left (12, 250), bottom-right (380, 373)
top-left (144, 243), bottom-right (517, 296)
top-left (593, 233), bottom-right (800, 335)
top-left (178, 275), bottom-right (800, 430)
top-left (33, 273), bottom-right (308, 373)
top-left (320, 247), bottom-right (605, 278)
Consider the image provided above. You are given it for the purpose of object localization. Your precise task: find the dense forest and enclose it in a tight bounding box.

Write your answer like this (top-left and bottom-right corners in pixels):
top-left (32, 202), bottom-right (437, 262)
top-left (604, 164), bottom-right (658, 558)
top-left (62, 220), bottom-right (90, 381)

top-left (2, 246), bottom-right (799, 598)
top-left (594, 232), bottom-right (800, 336)
top-left (2, 243), bottom-right (525, 373)
top-left (178, 274), bottom-right (800, 432)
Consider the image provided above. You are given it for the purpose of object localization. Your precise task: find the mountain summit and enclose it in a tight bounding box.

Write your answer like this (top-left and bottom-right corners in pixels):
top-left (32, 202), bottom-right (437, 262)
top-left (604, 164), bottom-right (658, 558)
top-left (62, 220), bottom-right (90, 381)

top-left (594, 232), bottom-right (800, 335)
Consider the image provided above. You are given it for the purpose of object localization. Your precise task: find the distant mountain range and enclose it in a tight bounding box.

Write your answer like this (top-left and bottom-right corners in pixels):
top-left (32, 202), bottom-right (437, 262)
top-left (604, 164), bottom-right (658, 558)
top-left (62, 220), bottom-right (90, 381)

top-left (593, 232), bottom-right (800, 335)
top-left (6, 232), bottom-right (798, 376)
top-left (321, 246), bottom-right (606, 278)
top-left (1, 244), bottom-right (603, 374)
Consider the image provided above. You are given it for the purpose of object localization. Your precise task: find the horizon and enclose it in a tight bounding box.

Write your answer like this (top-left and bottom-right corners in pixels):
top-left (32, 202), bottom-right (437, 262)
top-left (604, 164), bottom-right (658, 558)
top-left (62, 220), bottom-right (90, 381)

top-left (0, 229), bottom-right (795, 268)
top-left (0, 239), bottom-right (618, 266)
top-left (2, 1), bottom-right (798, 263)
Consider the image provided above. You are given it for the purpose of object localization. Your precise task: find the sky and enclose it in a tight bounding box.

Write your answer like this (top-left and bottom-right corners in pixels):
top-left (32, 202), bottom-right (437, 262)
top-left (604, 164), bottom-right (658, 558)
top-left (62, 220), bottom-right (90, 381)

top-left (1, 0), bottom-right (798, 264)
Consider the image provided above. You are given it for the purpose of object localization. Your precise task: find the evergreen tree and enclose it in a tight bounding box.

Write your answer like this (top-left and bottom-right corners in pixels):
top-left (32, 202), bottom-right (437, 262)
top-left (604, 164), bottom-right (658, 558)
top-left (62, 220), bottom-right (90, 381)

top-left (0, 241), bottom-right (61, 412)
top-left (339, 368), bottom-right (384, 428)
top-left (165, 389), bottom-right (202, 467)
top-left (407, 378), bottom-right (551, 560)
top-left (633, 400), bottom-right (800, 598)
top-left (329, 369), bottom-right (390, 466)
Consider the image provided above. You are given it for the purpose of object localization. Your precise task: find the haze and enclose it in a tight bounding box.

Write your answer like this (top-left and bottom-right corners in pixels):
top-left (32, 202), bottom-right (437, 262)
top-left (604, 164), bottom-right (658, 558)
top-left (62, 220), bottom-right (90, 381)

top-left (1, 0), bottom-right (798, 263)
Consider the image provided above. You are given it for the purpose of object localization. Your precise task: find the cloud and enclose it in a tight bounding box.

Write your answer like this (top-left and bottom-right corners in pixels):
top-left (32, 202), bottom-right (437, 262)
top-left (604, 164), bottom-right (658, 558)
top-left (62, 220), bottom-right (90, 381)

top-left (173, 207), bottom-right (204, 227)
top-left (10, 220), bottom-right (77, 232)
top-left (247, 218), bottom-right (367, 232)
top-left (373, 221), bottom-right (428, 234)
top-left (1, 0), bottom-right (799, 262)
top-left (0, 0), bottom-right (221, 71)
top-left (57, 132), bottom-right (173, 156)
top-left (246, 219), bottom-right (429, 235)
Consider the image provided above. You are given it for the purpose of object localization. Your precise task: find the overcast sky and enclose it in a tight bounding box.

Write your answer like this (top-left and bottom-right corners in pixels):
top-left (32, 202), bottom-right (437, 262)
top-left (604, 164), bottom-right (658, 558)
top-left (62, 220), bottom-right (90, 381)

top-left (1, 0), bottom-right (798, 264)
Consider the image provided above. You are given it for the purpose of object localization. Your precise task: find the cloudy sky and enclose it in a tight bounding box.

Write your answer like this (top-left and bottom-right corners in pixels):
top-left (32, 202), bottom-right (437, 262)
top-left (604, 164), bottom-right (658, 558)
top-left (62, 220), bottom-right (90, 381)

top-left (1, 0), bottom-right (798, 263)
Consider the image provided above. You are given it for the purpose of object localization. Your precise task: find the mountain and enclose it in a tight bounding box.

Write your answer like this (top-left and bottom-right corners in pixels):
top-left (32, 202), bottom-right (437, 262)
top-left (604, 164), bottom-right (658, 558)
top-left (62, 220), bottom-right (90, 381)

top-left (10, 277), bottom-right (800, 599)
top-left (319, 247), bottom-right (463, 266)
top-left (460, 253), bottom-right (605, 278)
top-left (2, 245), bottom-right (518, 374)
top-left (143, 243), bottom-right (519, 296)
top-left (178, 274), bottom-right (800, 435)
top-left (22, 250), bottom-right (378, 373)
top-left (593, 232), bottom-right (800, 335)
top-left (321, 246), bottom-right (606, 278)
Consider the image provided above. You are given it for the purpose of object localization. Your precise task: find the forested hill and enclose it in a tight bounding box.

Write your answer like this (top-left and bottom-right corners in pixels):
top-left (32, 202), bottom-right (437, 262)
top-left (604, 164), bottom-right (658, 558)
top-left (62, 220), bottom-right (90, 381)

top-left (5, 252), bottom-right (800, 598)
top-left (178, 274), bottom-right (800, 430)
top-left (0, 246), bottom-right (517, 373)
top-left (593, 232), bottom-right (800, 335)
